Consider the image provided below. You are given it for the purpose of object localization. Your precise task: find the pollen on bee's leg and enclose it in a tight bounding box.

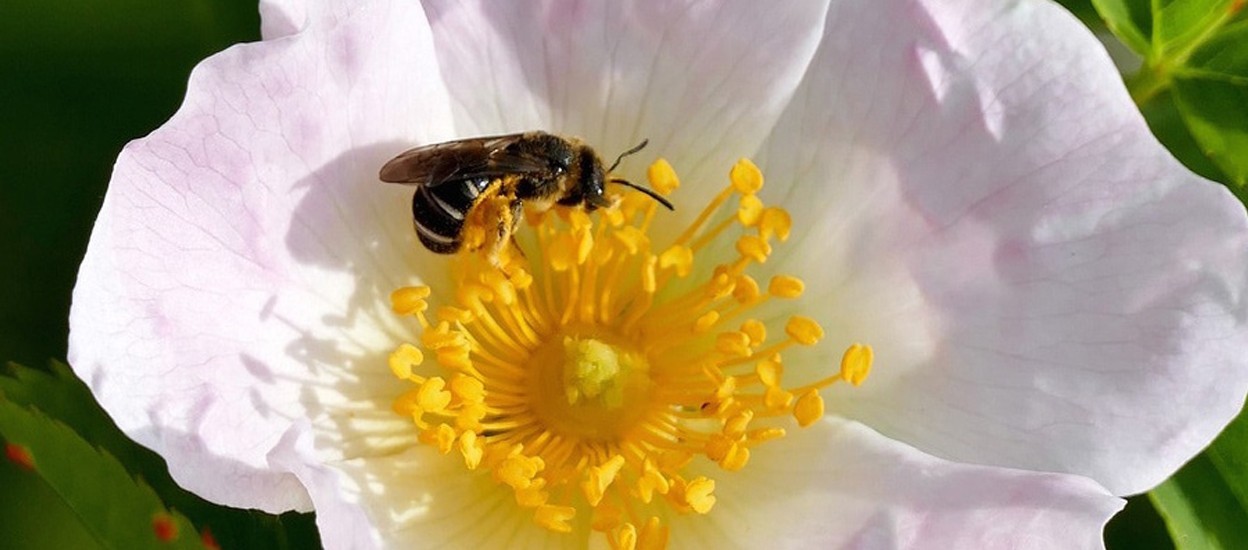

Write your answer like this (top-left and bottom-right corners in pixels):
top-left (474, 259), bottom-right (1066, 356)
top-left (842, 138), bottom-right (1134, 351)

top-left (388, 157), bottom-right (874, 549)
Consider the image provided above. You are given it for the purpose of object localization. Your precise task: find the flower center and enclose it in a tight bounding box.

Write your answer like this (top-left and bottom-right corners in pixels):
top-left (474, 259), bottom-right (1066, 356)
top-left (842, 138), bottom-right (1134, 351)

top-left (533, 333), bottom-right (652, 439)
top-left (388, 158), bottom-right (872, 548)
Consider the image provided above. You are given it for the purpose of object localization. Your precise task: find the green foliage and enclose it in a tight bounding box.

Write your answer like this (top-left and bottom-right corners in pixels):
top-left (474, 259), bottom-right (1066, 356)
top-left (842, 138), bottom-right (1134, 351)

top-left (1206, 407), bottom-right (1248, 520)
top-left (0, 397), bottom-right (205, 549)
top-left (1091, 0), bottom-right (1153, 54)
top-left (0, 363), bottom-right (321, 549)
top-left (1093, 0), bottom-right (1238, 58)
top-left (1171, 21), bottom-right (1248, 186)
top-left (1171, 77), bottom-right (1248, 186)
top-left (1094, 0), bottom-right (1248, 188)
top-left (1150, 452), bottom-right (1248, 549)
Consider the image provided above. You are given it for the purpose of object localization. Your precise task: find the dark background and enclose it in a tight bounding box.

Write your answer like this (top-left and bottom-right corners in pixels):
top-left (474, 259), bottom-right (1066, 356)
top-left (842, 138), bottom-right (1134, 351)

top-left (0, 0), bottom-right (1182, 547)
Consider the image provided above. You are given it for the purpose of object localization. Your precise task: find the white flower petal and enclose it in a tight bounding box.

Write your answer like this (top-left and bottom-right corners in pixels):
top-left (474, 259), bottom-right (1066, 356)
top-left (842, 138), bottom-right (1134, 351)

top-left (758, 0), bottom-right (1248, 495)
top-left (68, 0), bottom-right (454, 511)
top-left (419, 0), bottom-right (833, 225)
top-left (259, 0), bottom-right (306, 39)
top-left (309, 446), bottom-right (585, 549)
top-left (673, 418), bottom-right (1122, 549)
top-left (268, 422), bottom-right (382, 548)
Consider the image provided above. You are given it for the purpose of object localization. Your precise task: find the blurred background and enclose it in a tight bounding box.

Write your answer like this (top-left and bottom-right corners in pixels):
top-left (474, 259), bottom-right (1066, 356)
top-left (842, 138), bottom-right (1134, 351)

top-left (0, 0), bottom-right (1243, 548)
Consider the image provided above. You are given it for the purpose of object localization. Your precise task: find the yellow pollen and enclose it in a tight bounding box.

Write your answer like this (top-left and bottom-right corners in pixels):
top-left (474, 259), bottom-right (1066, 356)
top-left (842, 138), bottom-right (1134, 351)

top-left (759, 207), bottom-right (792, 241)
top-left (840, 343), bottom-right (874, 386)
top-left (769, 275), bottom-right (805, 298)
top-left (387, 158), bottom-right (873, 548)
top-left (729, 158), bottom-right (764, 195)
top-left (387, 343), bottom-right (423, 380)
top-left (390, 288), bottom-right (429, 317)
top-left (647, 159), bottom-right (681, 194)
top-left (563, 338), bottom-right (625, 406)
top-left (737, 194), bottom-right (764, 226)
top-left (535, 504), bottom-right (577, 533)
top-left (793, 390), bottom-right (824, 428)
top-left (785, 316), bottom-right (824, 345)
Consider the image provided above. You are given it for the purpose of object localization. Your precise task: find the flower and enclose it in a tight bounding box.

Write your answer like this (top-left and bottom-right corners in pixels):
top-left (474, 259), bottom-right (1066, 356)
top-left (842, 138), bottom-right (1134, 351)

top-left (68, 0), bottom-right (1248, 548)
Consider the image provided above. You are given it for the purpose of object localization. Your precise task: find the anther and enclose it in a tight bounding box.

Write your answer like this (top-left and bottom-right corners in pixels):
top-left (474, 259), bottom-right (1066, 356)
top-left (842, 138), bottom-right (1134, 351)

top-left (736, 235), bottom-right (771, 263)
top-left (793, 390), bottom-right (825, 427)
top-left (647, 159), bottom-right (681, 194)
top-left (388, 343), bottom-right (423, 380)
top-left (729, 159), bottom-right (764, 195)
top-left (732, 275), bottom-right (761, 303)
top-left (658, 245), bottom-right (694, 277)
top-left (759, 208), bottom-right (792, 241)
top-left (740, 320), bottom-right (766, 346)
top-left (785, 316), bottom-right (824, 345)
top-left (840, 343), bottom-right (873, 386)
top-left (391, 286), bottom-right (431, 315)
top-left (683, 477), bottom-right (717, 514)
top-left (768, 275), bottom-right (804, 298)
top-left (737, 194), bottom-right (764, 226)
top-left (535, 504), bottom-right (576, 533)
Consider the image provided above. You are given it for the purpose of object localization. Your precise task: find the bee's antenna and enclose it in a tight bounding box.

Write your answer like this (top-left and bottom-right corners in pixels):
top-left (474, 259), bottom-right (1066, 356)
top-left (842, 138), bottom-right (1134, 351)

top-left (610, 178), bottom-right (674, 211)
top-left (607, 138), bottom-right (650, 173)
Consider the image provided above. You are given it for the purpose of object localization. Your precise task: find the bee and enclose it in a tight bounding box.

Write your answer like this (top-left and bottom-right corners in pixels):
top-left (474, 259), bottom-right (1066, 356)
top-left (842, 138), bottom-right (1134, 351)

top-left (379, 131), bottom-right (673, 266)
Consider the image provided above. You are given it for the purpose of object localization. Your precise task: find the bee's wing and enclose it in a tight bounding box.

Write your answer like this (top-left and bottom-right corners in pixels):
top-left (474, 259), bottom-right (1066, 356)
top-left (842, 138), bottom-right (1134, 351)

top-left (379, 133), bottom-right (550, 186)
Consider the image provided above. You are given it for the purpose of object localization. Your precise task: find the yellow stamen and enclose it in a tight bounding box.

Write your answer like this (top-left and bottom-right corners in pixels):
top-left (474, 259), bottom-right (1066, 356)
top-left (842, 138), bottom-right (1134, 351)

top-left (840, 343), bottom-right (874, 386)
top-left (793, 390), bottom-right (824, 428)
top-left (737, 194), bottom-right (764, 226)
top-left (388, 343), bottom-right (423, 381)
top-left (759, 207), bottom-right (792, 242)
top-left (785, 316), bottom-right (824, 346)
top-left (535, 504), bottom-right (576, 533)
top-left (768, 275), bottom-right (804, 298)
top-left (388, 159), bottom-right (873, 548)
top-left (647, 159), bottom-right (681, 195)
top-left (390, 286), bottom-right (431, 315)
top-left (729, 158), bottom-right (764, 195)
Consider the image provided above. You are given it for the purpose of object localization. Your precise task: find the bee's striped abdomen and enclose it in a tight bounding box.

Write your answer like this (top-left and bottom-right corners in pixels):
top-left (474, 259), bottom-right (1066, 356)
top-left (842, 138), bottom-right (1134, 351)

top-left (411, 176), bottom-right (493, 254)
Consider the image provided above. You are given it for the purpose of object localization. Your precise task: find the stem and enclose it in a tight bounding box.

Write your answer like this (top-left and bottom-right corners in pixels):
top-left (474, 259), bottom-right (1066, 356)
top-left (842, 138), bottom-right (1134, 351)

top-left (1125, 1), bottom-right (1243, 107)
top-left (1126, 63), bottom-right (1171, 106)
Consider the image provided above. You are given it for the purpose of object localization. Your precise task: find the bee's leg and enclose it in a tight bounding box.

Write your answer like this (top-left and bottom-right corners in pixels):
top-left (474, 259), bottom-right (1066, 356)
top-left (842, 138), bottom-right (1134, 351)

top-left (506, 198), bottom-right (527, 261)
top-left (488, 198), bottom-right (525, 273)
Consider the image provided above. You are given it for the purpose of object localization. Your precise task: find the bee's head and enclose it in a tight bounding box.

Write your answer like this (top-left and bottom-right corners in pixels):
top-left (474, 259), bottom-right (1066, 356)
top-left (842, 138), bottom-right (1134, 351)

top-left (561, 138), bottom-right (672, 212)
top-left (580, 148), bottom-right (611, 211)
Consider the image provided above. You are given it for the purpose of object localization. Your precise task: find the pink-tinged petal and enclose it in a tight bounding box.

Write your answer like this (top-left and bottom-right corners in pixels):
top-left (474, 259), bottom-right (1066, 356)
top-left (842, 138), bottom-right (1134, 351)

top-left (420, 0), bottom-right (832, 223)
top-left (758, 0), bottom-right (1248, 495)
top-left (68, 0), bottom-right (453, 511)
top-left (259, 0), bottom-right (307, 39)
top-left (258, 0), bottom-right (361, 40)
top-left (673, 418), bottom-right (1122, 549)
top-left (315, 448), bottom-right (585, 549)
top-left (268, 423), bottom-right (381, 548)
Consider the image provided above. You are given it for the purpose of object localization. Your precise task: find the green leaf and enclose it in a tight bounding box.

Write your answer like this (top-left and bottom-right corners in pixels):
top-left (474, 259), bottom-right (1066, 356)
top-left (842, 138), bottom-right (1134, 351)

top-left (1092, 0), bottom-right (1154, 55)
top-left (1185, 20), bottom-right (1248, 78)
top-left (0, 363), bottom-right (321, 549)
top-left (1057, 0), bottom-right (1110, 30)
top-left (1206, 404), bottom-right (1248, 518)
top-left (1093, 0), bottom-right (1240, 60)
top-left (1153, 0), bottom-right (1238, 59)
top-left (1138, 90), bottom-right (1232, 184)
top-left (0, 399), bottom-right (205, 549)
top-left (1150, 453), bottom-right (1248, 549)
top-left (1171, 74), bottom-right (1248, 186)
top-left (1096, 1), bottom-right (1248, 188)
